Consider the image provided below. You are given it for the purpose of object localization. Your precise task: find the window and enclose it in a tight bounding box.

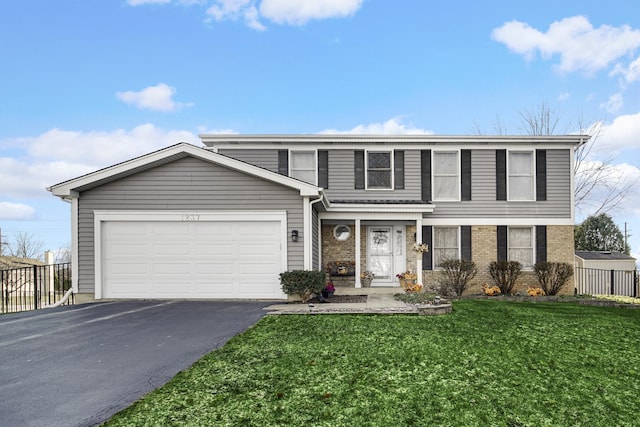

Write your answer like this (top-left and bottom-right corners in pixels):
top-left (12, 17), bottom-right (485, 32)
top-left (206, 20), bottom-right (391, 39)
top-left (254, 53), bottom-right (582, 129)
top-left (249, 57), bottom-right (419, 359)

top-left (508, 151), bottom-right (534, 200)
top-left (366, 151), bottom-right (392, 189)
top-left (433, 227), bottom-right (459, 268)
top-left (508, 227), bottom-right (533, 268)
top-left (333, 225), bottom-right (351, 241)
top-left (433, 151), bottom-right (459, 200)
top-left (290, 151), bottom-right (316, 185)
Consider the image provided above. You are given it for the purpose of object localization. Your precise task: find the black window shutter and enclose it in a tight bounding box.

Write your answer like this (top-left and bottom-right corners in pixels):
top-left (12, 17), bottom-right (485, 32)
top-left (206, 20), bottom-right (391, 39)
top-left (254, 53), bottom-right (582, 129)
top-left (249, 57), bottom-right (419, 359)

top-left (318, 150), bottom-right (329, 188)
top-left (421, 150), bottom-right (432, 201)
top-left (536, 225), bottom-right (547, 264)
top-left (278, 150), bottom-right (288, 176)
top-left (422, 225), bottom-right (433, 270)
top-left (354, 150), bottom-right (365, 189)
top-left (496, 150), bottom-right (506, 200)
top-left (536, 149), bottom-right (547, 201)
top-left (394, 150), bottom-right (405, 189)
top-left (497, 225), bottom-right (507, 261)
top-left (461, 226), bottom-right (472, 261)
top-left (461, 150), bottom-right (472, 201)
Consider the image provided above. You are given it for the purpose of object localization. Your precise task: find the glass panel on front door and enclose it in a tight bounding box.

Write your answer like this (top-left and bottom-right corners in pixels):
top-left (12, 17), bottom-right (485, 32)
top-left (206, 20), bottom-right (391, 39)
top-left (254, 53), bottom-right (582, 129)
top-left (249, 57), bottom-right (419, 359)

top-left (368, 227), bottom-right (393, 282)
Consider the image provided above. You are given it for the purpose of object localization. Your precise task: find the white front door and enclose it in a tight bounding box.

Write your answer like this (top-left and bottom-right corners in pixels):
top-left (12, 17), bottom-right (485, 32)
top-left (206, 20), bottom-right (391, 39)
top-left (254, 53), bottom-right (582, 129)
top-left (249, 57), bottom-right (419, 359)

top-left (367, 226), bottom-right (405, 286)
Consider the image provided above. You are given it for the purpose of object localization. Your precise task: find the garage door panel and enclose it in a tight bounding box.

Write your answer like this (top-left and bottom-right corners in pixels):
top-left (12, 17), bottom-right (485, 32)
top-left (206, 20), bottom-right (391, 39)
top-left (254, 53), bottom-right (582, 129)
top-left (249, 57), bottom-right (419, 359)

top-left (102, 218), bottom-right (285, 299)
top-left (151, 222), bottom-right (190, 236)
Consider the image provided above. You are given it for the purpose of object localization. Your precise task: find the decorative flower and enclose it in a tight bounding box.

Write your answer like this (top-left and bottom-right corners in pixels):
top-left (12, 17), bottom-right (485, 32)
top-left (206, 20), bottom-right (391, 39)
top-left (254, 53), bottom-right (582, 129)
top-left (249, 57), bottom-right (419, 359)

top-left (396, 271), bottom-right (417, 280)
top-left (413, 243), bottom-right (429, 253)
top-left (324, 282), bottom-right (335, 293)
top-left (360, 271), bottom-right (374, 280)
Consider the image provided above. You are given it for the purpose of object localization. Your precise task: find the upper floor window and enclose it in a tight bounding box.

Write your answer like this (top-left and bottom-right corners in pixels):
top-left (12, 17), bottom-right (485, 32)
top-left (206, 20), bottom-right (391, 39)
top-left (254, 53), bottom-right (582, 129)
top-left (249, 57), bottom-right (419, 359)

top-left (366, 151), bottom-right (393, 189)
top-left (433, 226), bottom-right (459, 268)
top-left (433, 151), bottom-right (459, 200)
top-left (290, 151), bottom-right (316, 185)
top-left (509, 226), bottom-right (533, 268)
top-left (508, 151), bottom-right (534, 201)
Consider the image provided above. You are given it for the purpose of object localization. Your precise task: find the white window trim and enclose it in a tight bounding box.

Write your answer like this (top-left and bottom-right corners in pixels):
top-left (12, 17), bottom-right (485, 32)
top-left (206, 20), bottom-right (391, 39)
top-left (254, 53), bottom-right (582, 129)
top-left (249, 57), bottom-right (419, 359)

top-left (365, 150), bottom-right (394, 190)
top-left (507, 225), bottom-right (535, 270)
top-left (432, 150), bottom-right (461, 202)
top-left (507, 150), bottom-right (536, 202)
top-left (289, 149), bottom-right (318, 186)
top-left (432, 226), bottom-right (461, 269)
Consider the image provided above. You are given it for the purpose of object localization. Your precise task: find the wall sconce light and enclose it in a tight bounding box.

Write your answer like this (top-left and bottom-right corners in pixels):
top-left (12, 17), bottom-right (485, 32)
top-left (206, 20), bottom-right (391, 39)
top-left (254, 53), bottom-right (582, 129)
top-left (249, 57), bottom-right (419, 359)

top-left (413, 232), bottom-right (417, 242)
top-left (291, 230), bottom-right (299, 242)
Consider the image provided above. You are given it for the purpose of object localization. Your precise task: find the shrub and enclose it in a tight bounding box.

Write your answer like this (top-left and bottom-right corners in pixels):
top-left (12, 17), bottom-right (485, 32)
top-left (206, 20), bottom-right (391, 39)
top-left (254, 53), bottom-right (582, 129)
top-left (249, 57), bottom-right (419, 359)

top-left (489, 261), bottom-right (522, 295)
top-left (279, 270), bottom-right (326, 303)
top-left (437, 259), bottom-right (478, 296)
top-left (533, 262), bottom-right (574, 296)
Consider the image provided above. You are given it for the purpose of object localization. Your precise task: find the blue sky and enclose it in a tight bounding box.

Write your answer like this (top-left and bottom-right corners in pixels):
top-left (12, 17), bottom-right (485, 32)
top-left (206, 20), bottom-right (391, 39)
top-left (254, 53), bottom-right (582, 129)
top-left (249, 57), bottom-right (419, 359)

top-left (1, 0), bottom-right (640, 260)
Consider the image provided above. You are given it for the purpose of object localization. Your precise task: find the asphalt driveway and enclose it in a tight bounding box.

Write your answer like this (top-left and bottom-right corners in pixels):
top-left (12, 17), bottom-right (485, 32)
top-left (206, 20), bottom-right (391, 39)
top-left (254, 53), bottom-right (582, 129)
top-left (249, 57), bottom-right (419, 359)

top-left (0, 300), bottom-right (269, 427)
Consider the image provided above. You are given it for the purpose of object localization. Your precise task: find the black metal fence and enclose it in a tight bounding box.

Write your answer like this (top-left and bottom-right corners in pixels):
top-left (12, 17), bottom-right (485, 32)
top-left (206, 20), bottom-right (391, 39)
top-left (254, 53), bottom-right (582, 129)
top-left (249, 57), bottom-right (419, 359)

top-left (1, 263), bottom-right (73, 314)
top-left (574, 267), bottom-right (639, 298)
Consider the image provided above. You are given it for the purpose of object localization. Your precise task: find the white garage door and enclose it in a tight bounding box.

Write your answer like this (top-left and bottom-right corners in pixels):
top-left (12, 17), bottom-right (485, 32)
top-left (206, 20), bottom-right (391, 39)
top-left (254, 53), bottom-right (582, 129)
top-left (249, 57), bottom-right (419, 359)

top-left (101, 219), bottom-right (285, 299)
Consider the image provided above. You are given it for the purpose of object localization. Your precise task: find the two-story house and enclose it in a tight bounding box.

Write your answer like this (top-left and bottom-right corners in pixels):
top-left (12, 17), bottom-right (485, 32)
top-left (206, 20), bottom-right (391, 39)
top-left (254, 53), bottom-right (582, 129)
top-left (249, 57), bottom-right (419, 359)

top-left (49, 134), bottom-right (586, 301)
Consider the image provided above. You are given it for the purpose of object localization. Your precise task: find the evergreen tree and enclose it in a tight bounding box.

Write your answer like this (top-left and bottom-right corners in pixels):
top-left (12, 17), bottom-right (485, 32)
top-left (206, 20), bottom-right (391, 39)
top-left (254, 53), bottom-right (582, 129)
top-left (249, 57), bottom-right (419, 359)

top-left (575, 213), bottom-right (629, 254)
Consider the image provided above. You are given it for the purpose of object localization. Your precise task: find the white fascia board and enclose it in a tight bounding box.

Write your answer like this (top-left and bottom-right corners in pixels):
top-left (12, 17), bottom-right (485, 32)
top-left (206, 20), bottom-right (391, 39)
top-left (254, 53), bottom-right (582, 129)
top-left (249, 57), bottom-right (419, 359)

top-left (320, 212), bottom-right (423, 221)
top-left (426, 217), bottom-right (575, 226)
top-left (326, 204), bottom-right (434, 214)
top-left (48, 143), bottom-right (320, 198)
top-left (200, 134), bottom-right (589, 146)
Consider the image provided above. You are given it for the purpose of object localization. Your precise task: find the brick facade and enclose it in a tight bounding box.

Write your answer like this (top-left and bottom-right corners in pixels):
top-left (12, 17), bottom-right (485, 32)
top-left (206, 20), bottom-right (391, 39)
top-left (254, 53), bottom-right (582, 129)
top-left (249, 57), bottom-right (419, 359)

top-left (321, 223), bottom-right (575, 295)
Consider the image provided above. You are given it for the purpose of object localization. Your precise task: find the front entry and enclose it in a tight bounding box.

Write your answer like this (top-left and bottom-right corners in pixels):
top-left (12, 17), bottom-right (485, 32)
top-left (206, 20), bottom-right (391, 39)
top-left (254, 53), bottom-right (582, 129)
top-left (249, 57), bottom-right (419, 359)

top-left (367, 225), bottom-right (406, 286)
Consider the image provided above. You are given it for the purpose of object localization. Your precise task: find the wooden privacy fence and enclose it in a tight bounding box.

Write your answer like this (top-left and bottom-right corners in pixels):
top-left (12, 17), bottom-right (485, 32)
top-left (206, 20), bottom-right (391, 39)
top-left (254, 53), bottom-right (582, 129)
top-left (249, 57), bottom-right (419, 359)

top-left (1, 263), bottom-right (73, 314)
top-left (574, 267), bottom-right (638, 298)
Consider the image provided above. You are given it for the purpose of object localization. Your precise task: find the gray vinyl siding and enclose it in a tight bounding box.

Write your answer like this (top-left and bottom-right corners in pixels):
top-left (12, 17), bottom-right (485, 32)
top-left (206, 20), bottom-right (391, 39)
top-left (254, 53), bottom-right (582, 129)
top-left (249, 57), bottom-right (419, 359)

top-left (217, 149), bottom-right (279, 173)
top-left (76, 156), bottom-right (304, 294)
top-left (326, 149), bottom-right (422, 200)
top-left (429, 149), bottom-right (572, 219)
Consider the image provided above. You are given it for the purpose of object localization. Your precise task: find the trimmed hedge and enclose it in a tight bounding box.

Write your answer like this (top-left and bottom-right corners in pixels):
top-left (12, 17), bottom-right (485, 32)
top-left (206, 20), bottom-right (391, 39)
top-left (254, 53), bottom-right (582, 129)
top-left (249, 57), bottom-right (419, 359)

top-left (279, 270), bottom-right (326, 303)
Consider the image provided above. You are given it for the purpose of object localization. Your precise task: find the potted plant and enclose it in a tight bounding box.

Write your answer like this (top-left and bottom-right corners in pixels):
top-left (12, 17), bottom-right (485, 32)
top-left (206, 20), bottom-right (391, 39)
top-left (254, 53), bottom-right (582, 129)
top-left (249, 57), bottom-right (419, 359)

top-left (360, 271), bottom-right (374, 287)
top-left (397, 270), bottom-right (421, 292)
top-left (321, 282), bottom-right (336, 298)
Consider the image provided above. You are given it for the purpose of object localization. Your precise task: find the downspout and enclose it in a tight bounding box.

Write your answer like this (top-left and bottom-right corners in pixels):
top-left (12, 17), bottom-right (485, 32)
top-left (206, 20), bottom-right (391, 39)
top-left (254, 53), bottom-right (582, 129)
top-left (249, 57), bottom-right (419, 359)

top-left (304, 195), bottom-right (325, 270)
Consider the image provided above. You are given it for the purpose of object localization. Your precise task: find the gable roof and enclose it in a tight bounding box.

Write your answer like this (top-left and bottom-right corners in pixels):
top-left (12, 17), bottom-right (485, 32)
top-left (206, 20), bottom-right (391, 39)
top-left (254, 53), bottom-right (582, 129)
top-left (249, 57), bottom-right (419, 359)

top-left (575, 251), bottom-right (636, 261)
top-left (48, 142), bottom-right (322, 198)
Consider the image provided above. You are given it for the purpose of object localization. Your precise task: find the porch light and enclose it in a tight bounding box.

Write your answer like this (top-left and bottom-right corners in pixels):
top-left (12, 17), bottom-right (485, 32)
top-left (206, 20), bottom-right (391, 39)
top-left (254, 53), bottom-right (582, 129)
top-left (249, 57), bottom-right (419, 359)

top-left (291, 230), bottom-right (299, 242)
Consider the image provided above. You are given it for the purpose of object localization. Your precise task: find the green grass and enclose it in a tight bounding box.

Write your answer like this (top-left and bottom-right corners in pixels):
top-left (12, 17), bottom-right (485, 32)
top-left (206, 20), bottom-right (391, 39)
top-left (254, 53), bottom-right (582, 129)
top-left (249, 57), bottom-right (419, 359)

top-left (105, 300), bottom-right (640, 426)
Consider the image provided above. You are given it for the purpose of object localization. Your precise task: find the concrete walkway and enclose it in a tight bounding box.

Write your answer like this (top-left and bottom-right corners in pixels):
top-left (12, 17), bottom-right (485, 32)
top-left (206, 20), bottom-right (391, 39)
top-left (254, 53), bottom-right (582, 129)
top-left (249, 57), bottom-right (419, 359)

top-left (264, 291), bottom-right (417, 315)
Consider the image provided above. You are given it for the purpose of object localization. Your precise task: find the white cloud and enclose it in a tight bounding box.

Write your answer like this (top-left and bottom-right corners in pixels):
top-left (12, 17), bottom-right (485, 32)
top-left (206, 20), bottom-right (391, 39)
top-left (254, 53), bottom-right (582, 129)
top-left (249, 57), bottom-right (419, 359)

top-left (206, 0), bottom-right (363, 30)
top-left (260, 0), bottom-right (363, 26)
top-left (600, 93), bottom-right (624, 113)
top-left (611, 56), bottom-right (640, 83)
top-left (596, 112), bottom-right (640, 154)
top-left (492, 16), bottom-right (640, 74)
top-left (0, 124), bottom-right (201, 199)
top-left (116, 83), bottom-right (193, 112)
top-left (0, 202), bottom-right (36, 220)
top-left (319, 118), bottom-right (434, 135)
top-left (558, 92), bottom-right (570, 101)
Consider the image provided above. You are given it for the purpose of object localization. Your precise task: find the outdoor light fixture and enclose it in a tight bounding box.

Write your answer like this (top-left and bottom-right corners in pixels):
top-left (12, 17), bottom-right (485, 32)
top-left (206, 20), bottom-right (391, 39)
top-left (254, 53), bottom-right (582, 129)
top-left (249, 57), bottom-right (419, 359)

top-left (291, 230), bottom-right (299, 242)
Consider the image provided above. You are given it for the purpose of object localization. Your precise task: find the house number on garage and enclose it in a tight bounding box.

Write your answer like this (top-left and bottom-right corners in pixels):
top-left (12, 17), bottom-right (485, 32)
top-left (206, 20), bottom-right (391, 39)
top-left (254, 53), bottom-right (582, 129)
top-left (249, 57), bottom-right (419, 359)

top-left (182, 214), bottom-right (201, 221)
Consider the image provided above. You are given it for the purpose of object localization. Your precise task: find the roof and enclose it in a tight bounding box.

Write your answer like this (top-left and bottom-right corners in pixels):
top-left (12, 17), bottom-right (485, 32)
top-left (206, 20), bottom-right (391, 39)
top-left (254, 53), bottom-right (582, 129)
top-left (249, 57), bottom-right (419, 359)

top-left (48, 142), bottom-right (322, 198)
top-left (575, 251), bottom-right (636, 261)
top-left (200, 134), bottom-right (590, 147)
top-left (0, 256), bottom-right (45, 270)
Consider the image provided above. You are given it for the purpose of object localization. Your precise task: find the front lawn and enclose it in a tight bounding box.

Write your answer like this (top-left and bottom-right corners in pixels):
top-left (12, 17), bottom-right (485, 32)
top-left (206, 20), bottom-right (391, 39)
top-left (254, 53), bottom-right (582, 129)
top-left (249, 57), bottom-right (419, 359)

top-left (105, 300), bottom-right (640, 426)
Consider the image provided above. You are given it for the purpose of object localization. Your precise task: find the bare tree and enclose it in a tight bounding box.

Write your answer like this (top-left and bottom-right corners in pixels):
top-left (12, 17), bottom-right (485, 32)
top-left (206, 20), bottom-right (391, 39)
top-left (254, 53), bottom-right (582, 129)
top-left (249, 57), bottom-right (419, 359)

top-left (518, 102), bottom-right (639, 217)
top-left (55, 244), bottom-right (72, 264)
top-left (8, 232), bottom-right (44, 260)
